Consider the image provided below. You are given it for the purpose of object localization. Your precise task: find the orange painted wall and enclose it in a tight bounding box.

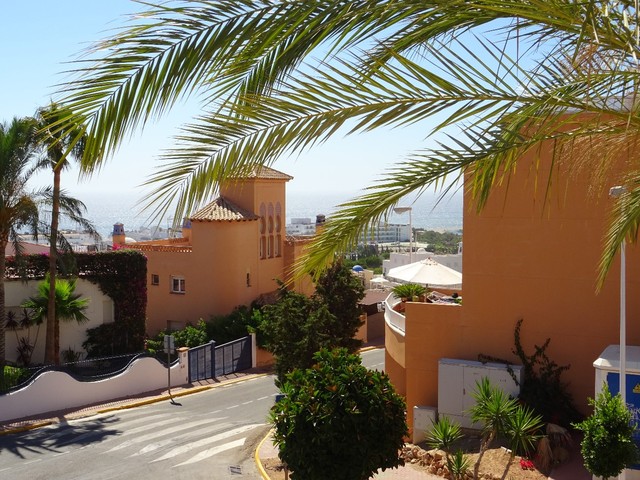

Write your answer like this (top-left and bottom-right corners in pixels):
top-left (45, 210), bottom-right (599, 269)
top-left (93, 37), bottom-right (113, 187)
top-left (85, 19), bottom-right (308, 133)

top-left (143, 175), bottom-right (295, 335)
top-left (392, 138), bottom-right (640, 429)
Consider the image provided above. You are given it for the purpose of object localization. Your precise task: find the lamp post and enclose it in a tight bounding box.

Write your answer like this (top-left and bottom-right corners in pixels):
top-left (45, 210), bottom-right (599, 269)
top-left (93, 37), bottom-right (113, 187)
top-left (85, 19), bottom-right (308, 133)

top-left (610, 186), bottom-right (627, 408)
top-left (394, 206), bottom-right (413, 264)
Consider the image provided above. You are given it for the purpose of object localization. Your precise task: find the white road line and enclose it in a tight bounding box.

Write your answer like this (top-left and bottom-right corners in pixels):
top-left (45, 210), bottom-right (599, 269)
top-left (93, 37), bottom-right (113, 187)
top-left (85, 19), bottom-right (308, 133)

top-left (257, 396), bottom-right (269, 401)
top-left (226, 405), bottom-right (239, 410)
top-left (173, 438), bottom-right (246, 467)
top-left (106, 417), bottom-right (225, 453)
top-left (241, 401), bottom-right (253, 405)
top-left (131, 422), bottom-right (232, 456)
top-left (151, 423), bottom-right (263, 463)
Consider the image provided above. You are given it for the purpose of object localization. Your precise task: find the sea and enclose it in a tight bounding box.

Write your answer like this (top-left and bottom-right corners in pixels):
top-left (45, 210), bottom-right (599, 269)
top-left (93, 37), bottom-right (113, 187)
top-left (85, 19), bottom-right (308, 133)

top-left (58, 190), bottom-right (463, 240)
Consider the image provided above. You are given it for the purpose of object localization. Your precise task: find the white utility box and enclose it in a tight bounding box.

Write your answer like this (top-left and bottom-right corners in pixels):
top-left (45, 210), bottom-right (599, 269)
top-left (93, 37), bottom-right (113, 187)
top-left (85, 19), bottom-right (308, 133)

top-left (412, 405), bottom-right (438, 444)
top-left (438, 358), bottom-right (522, 429)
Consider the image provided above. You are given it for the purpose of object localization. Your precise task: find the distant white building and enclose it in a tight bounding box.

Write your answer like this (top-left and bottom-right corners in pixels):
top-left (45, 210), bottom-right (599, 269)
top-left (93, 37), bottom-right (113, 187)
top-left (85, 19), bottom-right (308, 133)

top-left (286, 217), bottom-right (317, 236)
top-left (360, 223), bottom-right (411, 244)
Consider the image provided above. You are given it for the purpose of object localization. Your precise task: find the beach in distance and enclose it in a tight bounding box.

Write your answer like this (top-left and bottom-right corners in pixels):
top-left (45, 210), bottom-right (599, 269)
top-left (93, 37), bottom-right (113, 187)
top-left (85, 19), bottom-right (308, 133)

top-left (60, 190), bottom-right (463, 240)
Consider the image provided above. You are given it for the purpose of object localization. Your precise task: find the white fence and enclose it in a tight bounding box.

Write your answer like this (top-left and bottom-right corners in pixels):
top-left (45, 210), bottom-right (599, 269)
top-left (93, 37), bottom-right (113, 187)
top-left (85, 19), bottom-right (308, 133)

top-left (0, 350), bottom-right (189, 423)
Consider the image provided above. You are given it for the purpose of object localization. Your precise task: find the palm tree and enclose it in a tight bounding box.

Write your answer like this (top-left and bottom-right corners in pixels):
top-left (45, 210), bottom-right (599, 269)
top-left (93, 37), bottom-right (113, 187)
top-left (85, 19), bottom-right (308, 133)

top-left (36, 103), bottom-right (97, 365)
top-left (0, 117), bottom-right (40, 375)
top-left (21, 274), bottom-right (89, 358)
top-left (56, 1), bottom-right (640, 281)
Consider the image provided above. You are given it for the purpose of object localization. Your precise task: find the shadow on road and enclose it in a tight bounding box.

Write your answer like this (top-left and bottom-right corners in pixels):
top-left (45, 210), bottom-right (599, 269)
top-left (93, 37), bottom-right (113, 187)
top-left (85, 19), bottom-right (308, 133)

top-left (0, 414), bottom-right (121, 459)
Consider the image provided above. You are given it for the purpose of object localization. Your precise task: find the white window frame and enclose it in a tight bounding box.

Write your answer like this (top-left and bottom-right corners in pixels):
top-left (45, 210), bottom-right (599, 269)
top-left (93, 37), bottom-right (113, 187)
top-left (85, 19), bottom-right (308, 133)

top-left (171, 276), bottom-right (186, 294)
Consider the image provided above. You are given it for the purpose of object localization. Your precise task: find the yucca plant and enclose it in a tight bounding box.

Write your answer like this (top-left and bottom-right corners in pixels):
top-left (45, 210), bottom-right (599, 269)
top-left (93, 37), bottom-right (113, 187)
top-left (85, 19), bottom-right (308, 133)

top-left (500, 405), bottom-right (544, 480)
top-left (468, 377), bottom-right (518, 480)
top-left (426, 416), bottom-right (471, 480)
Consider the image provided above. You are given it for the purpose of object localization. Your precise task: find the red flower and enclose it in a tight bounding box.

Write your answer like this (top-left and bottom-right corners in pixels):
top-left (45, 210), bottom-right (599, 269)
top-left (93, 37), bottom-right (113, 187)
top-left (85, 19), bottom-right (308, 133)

top-left (520, 458), bottom-right (535, 470)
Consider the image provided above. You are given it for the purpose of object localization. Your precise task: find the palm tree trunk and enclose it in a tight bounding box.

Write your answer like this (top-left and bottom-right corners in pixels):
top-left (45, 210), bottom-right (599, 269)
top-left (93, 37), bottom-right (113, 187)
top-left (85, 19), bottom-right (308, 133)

top-left (45, 167), bottom-right (61, 364)
top-left (500, 453), bottom-right (515, 480)
top-left (0, 241), bottom-right (7, 385)
top-left (473, 432), bottom-right (495, 480)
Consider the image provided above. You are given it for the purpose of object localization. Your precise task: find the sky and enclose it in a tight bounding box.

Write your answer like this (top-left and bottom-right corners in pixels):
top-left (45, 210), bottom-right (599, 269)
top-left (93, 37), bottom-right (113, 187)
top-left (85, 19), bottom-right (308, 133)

top-left (1, 1), bottom-right (459, 209)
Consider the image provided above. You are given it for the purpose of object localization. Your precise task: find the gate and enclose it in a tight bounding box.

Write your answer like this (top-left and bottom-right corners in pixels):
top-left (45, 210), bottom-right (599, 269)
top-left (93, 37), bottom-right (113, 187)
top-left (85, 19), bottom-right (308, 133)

top-left (188, 335), bottom-right (253, 382)
top-left (214, 336), bottom-right (252, 377)
top-left (188, 341), bottom-right (215, 382)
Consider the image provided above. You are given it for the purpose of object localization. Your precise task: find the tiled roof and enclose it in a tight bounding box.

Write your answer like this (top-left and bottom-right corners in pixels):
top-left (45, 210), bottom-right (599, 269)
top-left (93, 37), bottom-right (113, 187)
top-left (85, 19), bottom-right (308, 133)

top-left (234, 165), bottom-right (293, 181)
top-left (190, 197), bottom-right (259, 222)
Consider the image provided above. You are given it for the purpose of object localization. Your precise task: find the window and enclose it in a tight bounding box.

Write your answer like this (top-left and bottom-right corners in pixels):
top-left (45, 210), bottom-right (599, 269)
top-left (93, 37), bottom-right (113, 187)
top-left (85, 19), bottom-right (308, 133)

top-left (151, 274), bottom-right (159, 285)
top-left (171, 276), bottom-right (186, 293)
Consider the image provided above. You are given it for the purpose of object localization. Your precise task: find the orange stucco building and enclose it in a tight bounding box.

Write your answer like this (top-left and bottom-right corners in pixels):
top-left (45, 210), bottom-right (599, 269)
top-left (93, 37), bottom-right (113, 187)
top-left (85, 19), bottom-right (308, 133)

top-left (116, 166), bottom-right (313, 335)
top-left (386, 139), bottom-right (640, 433)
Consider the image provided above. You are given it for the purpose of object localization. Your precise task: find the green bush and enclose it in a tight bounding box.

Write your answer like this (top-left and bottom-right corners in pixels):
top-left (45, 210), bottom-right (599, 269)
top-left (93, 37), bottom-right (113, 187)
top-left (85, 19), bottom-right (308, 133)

top-left (271, 348), bottom-right (408, 480)
top-left (574, 385), bottom-right (639, 479)
top-left (1, 365), bottom-right (29, 393)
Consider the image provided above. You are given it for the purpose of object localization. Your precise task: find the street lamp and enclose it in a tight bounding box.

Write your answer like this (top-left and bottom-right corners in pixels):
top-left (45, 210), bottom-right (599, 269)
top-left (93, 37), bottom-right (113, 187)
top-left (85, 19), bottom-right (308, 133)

top-left (610, 185), bottom-right (627, 408)
top-left (393, 206), bottom-right (413, 264)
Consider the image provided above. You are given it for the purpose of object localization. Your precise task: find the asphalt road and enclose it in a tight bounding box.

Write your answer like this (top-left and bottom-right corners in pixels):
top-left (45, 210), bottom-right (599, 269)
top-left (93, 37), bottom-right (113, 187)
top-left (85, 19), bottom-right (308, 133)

top-left (0, 348), bottom-right (384, 480)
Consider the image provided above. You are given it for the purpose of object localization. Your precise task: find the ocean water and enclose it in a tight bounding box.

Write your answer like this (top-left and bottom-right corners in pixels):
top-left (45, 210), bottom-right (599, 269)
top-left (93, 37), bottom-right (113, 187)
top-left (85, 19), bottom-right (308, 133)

top-left (60, 191), bottom-right (463, 240)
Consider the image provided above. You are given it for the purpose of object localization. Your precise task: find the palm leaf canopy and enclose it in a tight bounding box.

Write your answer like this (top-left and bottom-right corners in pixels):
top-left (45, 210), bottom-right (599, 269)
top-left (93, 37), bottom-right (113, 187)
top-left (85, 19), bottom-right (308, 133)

top-left (56, 0), bottom-right (640, 281)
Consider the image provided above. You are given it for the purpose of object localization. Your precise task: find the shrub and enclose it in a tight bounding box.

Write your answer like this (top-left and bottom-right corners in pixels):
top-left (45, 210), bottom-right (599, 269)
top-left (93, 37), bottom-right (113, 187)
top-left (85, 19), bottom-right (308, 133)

top-left (574, 384), bottom-right (639, 480)
top-left (271, 348), bottom-right (408, 480)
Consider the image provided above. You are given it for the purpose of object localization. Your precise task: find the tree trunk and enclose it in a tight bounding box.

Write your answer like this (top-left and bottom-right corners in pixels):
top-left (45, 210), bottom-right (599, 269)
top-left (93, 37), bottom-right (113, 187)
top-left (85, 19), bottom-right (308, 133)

top-left (473, 432), bottom-right (495, 480)
top-left (44, 167), bottom-right (61, 364)
top-left (0, 241), bottom-right (7, 385)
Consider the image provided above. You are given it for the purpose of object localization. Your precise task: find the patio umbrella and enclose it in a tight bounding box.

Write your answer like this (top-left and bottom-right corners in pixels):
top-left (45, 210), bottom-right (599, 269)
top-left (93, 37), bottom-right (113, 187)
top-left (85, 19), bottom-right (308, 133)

top-left (387, 258), bottom-right (462, 288)
top-left (352, 265), bottom-right (364, 272)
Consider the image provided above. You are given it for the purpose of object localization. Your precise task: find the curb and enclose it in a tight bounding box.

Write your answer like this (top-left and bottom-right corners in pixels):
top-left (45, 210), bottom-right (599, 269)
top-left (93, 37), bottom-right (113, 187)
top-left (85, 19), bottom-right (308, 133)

top-left (255, 429), bottom-right (274, 480)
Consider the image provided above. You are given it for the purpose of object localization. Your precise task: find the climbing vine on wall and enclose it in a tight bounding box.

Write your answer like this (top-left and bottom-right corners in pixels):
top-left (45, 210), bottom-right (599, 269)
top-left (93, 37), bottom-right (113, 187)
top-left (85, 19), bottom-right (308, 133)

top-left (5, 250), bottom-right (147, 355)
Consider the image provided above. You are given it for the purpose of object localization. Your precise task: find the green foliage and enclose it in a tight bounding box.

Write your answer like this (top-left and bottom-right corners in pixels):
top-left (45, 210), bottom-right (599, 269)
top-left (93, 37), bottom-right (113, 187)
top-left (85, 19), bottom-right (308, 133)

top-left (392, 283), bottom-right (427, 300)
top-left (426, 415), bottom-right (464, 452)
top-left (206, 305), bottom-right (262, 346)
top-left (469, 377), bottom-right (543, 480)
top-left (0, 365), bottom-right (30, 393)
top-left (314, 261), bottom-right (365, 351)
top-left (271, 348), bottom-right (408, 480)
top-left (21, 274), bottom-right (89, 324)
top-left (426, 416), bottom-right (471, 480)
top-left (173, 321), bottom-right (208, 348)
top-left (479, 318), bottom-right (581, 427)
top-left (415, 230), bottom-right (462, 254)
top-left (259, 287), bottom-right (335, 383)
top-left (2, 250), bottom-right (151, 357)
top-left (260, 263), bottom-right (365, 383)
top-left (574, 385), bottom-right (639, 480)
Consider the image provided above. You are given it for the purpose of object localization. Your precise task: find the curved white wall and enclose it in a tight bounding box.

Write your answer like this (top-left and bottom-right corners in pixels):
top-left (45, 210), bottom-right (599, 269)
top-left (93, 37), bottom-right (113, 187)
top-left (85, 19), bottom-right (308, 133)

top-left (0, 354), bottom-right (189, 423)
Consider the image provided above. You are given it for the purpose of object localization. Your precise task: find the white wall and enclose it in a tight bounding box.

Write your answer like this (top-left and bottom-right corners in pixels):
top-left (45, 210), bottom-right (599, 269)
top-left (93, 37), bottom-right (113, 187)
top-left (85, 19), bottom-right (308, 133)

top-left (382, 252), bottom-right (462, 275)
top-left (4, 278), bottom-right (113, 365)
top-left (0, 352), bottom-right (189, 422)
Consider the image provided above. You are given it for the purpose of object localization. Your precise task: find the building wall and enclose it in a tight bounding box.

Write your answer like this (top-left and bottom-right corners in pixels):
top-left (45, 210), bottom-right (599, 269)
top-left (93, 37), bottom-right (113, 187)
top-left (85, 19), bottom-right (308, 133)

top-left (143, 175), bottom-right (295, 335)
top-left (389, 139), bottom-right (640, 431)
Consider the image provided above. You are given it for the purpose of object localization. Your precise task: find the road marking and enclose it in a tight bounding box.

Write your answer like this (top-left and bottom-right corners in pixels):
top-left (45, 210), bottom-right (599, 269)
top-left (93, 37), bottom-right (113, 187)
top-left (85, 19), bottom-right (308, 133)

top-left (257, 396), bottom-right (269, 401)
top-left (173, 438), bottom-right (245, 467)
top-left (226, 405), bottom-right (239, 410)
top-left (151, 423), bottom-right (263, 462)
top-left (131, 422), bottom-right (233, 456)
top-left (241, 401), bottom-right (253, 405)
top-left (106, 417), bottom-right (225, 453)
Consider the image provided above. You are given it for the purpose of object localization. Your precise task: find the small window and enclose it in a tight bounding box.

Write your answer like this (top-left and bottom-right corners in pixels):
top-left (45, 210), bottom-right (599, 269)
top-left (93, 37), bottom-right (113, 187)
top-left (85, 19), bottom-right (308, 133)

top-left (171, 276), bottom-right (186, 294)
top-left (151, 274), bottom-right (159, 285)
